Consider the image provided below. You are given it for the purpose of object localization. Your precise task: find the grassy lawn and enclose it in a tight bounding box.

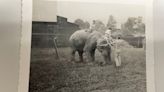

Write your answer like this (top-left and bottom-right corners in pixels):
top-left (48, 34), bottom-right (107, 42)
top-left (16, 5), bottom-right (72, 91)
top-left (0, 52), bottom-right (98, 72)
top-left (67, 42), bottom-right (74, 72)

top-left (29, 47), bottom-right (146, 92)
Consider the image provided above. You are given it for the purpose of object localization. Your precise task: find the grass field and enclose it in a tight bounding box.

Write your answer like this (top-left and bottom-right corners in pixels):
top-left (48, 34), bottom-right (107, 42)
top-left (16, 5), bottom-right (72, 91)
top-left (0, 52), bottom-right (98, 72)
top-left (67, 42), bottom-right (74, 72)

top-left (29, 47), bottom-right (146, 92)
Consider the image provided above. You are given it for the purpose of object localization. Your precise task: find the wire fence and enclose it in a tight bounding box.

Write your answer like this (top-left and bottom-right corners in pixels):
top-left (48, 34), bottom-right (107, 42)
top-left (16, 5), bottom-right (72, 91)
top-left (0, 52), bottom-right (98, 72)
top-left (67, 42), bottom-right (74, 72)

top-left (31, 33), bottom-right (145, 48)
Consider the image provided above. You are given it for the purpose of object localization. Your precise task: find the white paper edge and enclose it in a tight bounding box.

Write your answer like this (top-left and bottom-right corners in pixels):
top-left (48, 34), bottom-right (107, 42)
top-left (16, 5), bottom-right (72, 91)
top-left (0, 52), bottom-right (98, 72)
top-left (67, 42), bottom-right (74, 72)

top-left (145, 0), bottom-right (155, 92)
top-left (18, 0), bottom-right (32, 92)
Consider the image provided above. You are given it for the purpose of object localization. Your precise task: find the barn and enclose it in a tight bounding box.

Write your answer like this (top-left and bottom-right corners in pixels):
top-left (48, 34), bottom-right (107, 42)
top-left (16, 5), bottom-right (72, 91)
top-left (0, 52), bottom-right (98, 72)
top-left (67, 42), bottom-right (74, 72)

top-left (32, 16), bottom-right (80, 48)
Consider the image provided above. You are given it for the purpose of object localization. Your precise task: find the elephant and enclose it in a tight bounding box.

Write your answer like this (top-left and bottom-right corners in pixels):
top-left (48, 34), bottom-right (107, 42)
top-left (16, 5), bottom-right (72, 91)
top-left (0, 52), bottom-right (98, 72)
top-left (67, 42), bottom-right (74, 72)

top-left (69, 30), bottom-right (90, 62)
top-left (69, 30), bottom-right (112, 64)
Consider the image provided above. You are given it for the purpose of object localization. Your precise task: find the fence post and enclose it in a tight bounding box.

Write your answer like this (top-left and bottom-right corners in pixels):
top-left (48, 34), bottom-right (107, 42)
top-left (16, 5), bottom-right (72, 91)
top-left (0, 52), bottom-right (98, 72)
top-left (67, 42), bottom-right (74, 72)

top-left (53, 37), bottom-right (60, 60)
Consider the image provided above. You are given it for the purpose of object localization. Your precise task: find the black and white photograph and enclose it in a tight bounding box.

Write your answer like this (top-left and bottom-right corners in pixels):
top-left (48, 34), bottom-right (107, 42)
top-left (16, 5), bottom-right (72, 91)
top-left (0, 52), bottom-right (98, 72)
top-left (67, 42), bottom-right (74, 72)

top-left (29, 0), bottom-right (148, 92)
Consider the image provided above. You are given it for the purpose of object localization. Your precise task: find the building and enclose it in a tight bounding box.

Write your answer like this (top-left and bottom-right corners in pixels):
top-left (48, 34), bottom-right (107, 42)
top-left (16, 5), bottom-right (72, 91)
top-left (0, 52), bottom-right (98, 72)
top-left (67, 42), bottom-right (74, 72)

top-left (32, 16), bottom-right (80, 48)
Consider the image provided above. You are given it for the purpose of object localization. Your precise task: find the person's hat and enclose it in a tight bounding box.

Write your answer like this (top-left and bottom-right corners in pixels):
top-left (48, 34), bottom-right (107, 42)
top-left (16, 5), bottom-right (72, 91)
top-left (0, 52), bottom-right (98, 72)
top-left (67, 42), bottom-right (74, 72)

top-left (105, 29), bottom-right (111, 35)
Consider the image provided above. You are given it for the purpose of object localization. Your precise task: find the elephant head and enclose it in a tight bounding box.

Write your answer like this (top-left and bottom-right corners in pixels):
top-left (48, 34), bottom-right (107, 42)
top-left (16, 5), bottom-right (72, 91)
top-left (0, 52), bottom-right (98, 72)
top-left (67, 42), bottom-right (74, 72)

top-left (96, 37), bottom-right (112, 65)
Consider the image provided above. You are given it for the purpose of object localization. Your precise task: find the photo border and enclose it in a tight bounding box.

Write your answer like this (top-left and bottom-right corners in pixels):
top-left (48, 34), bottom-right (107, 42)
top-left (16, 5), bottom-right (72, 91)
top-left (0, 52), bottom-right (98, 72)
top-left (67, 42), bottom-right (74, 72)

top-left (18, 0), bottom-right (155, 92)
top-left (18, 0), bottom-right (32, 92)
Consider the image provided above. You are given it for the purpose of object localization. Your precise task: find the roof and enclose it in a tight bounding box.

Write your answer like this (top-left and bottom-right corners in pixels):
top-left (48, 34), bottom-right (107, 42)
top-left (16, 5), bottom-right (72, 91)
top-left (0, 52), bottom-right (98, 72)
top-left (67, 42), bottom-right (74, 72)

top-left (32, 21), bottom-right (58, 25)
top-left (32, 16), bottom-right (78, 26)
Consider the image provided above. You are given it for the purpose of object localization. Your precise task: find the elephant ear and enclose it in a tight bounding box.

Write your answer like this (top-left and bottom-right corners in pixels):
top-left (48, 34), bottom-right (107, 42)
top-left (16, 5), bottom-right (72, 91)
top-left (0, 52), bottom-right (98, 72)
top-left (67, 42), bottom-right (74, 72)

top-left (96, 38), bottom-right (106, 53)
top-left (97, 37), bottom-right (108, 47)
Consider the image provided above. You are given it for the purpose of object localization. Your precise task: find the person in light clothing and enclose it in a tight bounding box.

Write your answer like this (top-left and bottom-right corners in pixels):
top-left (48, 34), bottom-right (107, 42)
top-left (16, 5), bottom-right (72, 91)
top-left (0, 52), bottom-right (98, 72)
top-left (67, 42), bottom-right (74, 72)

top-left (103, 28), bottom-right (114, 47)
top-left (114, 36), bottom-right (122, 67)
top-left (104, 28), bottom-right (112, 39)
top-left (86, 20), bottom-right (96, 33)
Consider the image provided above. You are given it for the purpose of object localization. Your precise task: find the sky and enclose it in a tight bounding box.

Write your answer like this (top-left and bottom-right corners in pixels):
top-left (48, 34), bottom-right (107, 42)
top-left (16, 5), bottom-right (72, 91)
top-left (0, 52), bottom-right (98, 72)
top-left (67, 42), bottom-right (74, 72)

top-left (33, 0), bottom-right (145, 28)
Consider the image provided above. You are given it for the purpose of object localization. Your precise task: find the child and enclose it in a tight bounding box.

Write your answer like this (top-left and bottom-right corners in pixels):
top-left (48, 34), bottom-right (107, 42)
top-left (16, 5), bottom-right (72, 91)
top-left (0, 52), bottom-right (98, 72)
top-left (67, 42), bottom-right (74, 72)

top-left (86, 20), bottom-right (96, 33)
top-left (103, 28), bottom-right (114, 47)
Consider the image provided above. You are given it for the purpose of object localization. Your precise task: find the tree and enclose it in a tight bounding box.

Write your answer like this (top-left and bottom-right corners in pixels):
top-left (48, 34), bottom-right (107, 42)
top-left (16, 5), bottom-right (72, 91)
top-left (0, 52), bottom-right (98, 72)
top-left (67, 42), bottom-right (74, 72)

top-left (74, 19), bottom-right (85, 29)
top-left (121, 16), bottom-right (145, 36)
top-left (133, 16), bottom-right (145, 35)
top-left (93, 20), bottom-right (107, 32)
top-left (121, 17), bottom-right (136, 36)
top-left (74, 19), bottom-right (90, 29)
top-left (84, 21), bottom-right (90, 29)
top-left (107, 15), bottom-right (117, 30)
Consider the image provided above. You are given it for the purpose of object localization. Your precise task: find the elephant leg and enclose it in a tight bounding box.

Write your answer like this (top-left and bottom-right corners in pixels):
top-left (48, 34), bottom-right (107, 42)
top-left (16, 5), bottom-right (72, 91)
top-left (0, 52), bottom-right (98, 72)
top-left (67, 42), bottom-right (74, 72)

top-left (107, 52), bottom-right (112, 65)
top-left (90, 49), bottom-right (96, 62)
top-left (85, 51), bottom-right (90, 62)
top-left (78, 50), bottom-right (83, 62)
top-left (102, 50), bottom-right (107, 64)
top-left (71, 49), bottom-right (76, 61)
top-left (103, 49), bottom-right (112, 65)
top-left (103, 55), bottom-right (108, 64)
top-left (85, 51), bottom-right (93, 62)
top-left (102, 50), bottom-right (112, 65)
top-left (86, 50), bottom-right (95, 62)
top-left (104, 56), bottom-right (112, 65)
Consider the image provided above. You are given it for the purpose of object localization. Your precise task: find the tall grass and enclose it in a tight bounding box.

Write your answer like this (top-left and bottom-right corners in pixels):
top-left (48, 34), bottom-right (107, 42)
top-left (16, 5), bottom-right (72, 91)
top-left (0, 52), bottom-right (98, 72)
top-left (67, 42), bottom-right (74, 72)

top-left (29, 47), bottom-right (146, 92)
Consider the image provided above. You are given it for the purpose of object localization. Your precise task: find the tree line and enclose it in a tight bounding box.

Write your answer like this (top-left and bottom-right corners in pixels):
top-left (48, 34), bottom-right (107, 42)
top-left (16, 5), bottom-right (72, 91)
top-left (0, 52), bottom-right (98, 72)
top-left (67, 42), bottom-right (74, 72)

top-left (74, 15), bottom-right (145, 37)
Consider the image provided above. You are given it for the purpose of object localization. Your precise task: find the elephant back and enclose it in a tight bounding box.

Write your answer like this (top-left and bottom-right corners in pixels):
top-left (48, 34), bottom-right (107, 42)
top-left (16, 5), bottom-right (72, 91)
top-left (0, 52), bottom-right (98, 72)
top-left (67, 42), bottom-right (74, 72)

top-left (69, 29), bottom-right (91, 49)
top-left (84, 31), bottom-right (102, 51)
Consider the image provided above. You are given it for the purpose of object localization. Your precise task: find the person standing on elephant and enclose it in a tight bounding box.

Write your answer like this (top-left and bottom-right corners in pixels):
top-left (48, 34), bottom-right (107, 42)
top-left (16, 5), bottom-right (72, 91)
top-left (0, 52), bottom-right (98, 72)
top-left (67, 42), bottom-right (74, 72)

top-left (86, 20), bottom-right (96, 33)
top-left (91, 20), bottom-right (96, 31)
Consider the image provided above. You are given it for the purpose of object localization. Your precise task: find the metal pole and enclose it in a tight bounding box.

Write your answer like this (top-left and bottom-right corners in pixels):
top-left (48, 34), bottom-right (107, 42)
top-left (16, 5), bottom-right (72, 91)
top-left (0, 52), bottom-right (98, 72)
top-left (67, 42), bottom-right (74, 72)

top-left (53, 37), bottom-right (60, 60)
